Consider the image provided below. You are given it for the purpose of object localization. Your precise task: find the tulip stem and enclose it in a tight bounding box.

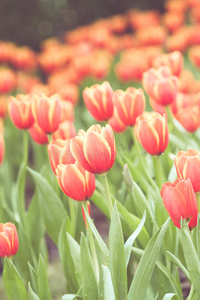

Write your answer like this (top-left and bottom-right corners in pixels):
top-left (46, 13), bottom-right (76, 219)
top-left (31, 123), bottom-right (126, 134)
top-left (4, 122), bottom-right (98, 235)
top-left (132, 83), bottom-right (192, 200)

top-left (131, 129), bottom-right (158, 191)
top-left (23, 130), bottom-right (29, 166)
top-left (69, 197), bottom-right (76, 238)
top-left (101, 174), bottom-right (113, 219)
top-left (196, 193), bottom-right (200, 213)
top-left (152, 155), bottom-right (166, 189)
top-left (83, 201), bottom-right (99, 282)
top-left (187, 284), bottom-right (194, 300)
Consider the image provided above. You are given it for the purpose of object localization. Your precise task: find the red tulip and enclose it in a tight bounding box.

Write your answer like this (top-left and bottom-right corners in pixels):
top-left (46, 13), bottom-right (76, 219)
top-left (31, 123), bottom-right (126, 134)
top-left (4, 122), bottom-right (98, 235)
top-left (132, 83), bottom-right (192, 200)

top-left (8, 94), bottom-right (34, 129)
top-left (56, 162), bottom-right (96, 201)
top-left (83, 81), bottom-right (114, 121)
top-left (114, 87), bottom-right (145, 126)
top-left (161, 178), bottom-right (198, 229)
top-left (134, 112), bottom-right (169, 155)
top-left (52, 121), bottom-right (76, 140)
top-left (0, 222), bottom-right (19, 257)
top-left (70, 124), bottom-right (116, 174)
top-left (175, 149), bottom-right (200, 193)
top-left (28, 122), bottom-right (49, 145)
top-left (32, 93), bottom-right (61, 134)
top-left (152, 51), bottom-right (183, 77)
top-left (143, 66), bottom-right (178, 106)
top-left (48, 139), bottom-right (75, 174)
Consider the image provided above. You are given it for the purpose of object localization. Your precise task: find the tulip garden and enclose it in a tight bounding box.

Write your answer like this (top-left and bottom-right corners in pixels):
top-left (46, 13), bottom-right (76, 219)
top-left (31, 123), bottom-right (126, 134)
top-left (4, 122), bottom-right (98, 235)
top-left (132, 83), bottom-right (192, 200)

top-left (2, 0), bottom-right (200, 299)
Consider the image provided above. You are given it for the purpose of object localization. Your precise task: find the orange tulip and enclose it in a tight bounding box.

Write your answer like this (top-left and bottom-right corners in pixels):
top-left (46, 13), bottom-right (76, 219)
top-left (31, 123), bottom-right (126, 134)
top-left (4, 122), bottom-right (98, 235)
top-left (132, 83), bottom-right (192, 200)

top-left (83, 81), bottom-right (114, 121)
top-left (8, 94), bottom-right (34, 130)
top-left (175, 105), bottom-right (200, 132)
top-left (52, 121), bottom-right (76, 141)
top-left (32, 93), bottom-right (61, 134)
top-left (161, 178), bottom-right (198, 229)
top-left (152, 51), bottom-right (183, 77)
top-left (0, 222), bottom-right (19, 258)
top-left (134, 112), bottom-right (169, 155)
top-left (175, 149), bottom-right (200, 193)
top-left (56, 162), bottom-right (96, 201)
top-left (70, 124), bottom-right (116, 174)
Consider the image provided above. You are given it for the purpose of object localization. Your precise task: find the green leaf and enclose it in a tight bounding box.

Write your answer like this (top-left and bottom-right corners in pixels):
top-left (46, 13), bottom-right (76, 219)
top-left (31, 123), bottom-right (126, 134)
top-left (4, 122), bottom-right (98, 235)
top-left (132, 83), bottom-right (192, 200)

top-left (82, 205), bottom-right (109, 263)
top-left (102, 265), bottom-right (115, 300)
top-left (109, 203), bottom-right (127, 300)
top-left (181, 225), bottom-right (200, 297)
top-left (27, 282), bottom-right (40, 300)
top-left (80, 233), bottom-right (99, 300)
top-left (28, 262), bottom-right (38, 294)
top-left (114, 199), bottom-right (150, 248)
top-left (3, 258), bottom-right (27, 300)
top-left (124, 210), bottom-right (146, 267)
top-left (128, 218), bottom-right (170, 300)
top-left (61, 295), bottom-right (82, 300)
top-left (66, 233), bottom-right (81, 276)
top-left (166, 251), bottom-right (191, 282)
top-left (163, 293), bottom-right (179, 300)
top-left (37, 255), bottom-right (52, 300)
top-left (58, 220), bottom-right (79, 292)
top-left (28, 167), bottom-right (67, 245)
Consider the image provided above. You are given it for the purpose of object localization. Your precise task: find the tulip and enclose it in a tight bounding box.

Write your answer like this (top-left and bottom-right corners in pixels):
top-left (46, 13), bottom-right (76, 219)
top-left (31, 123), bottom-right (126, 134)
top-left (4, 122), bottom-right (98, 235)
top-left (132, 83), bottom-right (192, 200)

top-left (142, 67), bottom-right (178, 106)
top-left (134, 112), bottom-right (169, 155)
top-left (48, 139), bottom-right (75, 174)
top-left (70, 124), bottom-right (116, 174)
top-left (52, 121), bottom-right (76, 140)
top-left (109, 108), bottom-right (127, 133)
top-left (31, 93), bottom-right (61, 134)
top-left (0, 133), bottom-right (5, 166)
top-left (83, 81), bottom-right (114, 121)
top-left (0, 222), bottom-right (19, 258)
top-left (161, 178), bottom-right (198, 229)
top-left (0, 68), bottom-right (16, 94)
top-left (28, 122), bottom-right (49, 145)
top-left (56, 162), bottom-right (96, 201)
top-left (114, 87), bottom-right (145, 126)
top-left (174, 149), bottom-right (200, 193)
top-left (8, 94), bottom-right (34, 130)
top-left (152, 51), bottom-right (183, 77)
top-left (175, 105), bottom-right (200, 133)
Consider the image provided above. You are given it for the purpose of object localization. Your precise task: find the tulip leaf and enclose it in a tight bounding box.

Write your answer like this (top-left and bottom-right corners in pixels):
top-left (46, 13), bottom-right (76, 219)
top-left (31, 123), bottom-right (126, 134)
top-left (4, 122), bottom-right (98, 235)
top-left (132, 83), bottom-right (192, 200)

top-left (58, 219), bottom-right (79, 293)
top-left (166, 251), bottom-right (191, 282)
top-left (124, 210), bottom-right (146, 267)
top-left (163, 294), bottom-right (179, 300)
top-left (28, 167), bottom-right (67, 245)
top-left (80, 233), bottom-right (99, 300)
top-left (27, 282), bottom-right (40, 300)
top-left (3, 258), bottom-right (27, 300)
top-left (114, 198), bottom-right (150, 248)
top-left (37, 254), bottom-right (52, 300)
top-left (102, 265), bottom-right (115, 300)
top-left (109, 203), bottom-right (127, 300)
top-left (28, 262), bottom-right (38, 294)
top-left (82, 205), bottom-right (109, 262)
top-left (66, 233), bottom-right (81, 276)
top-left (61, 295), bottom-right (82, 300)
top-left (181, 224), bottom-right (200, 297)
top-left (128, 218), bottom-right (170, 300)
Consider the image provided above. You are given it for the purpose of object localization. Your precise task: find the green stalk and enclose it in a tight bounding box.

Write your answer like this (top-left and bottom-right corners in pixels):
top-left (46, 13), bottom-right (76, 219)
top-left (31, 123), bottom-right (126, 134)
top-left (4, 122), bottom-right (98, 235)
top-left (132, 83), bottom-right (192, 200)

top-left (152, 155), bottom-right (166, 189)
top-left (83, 201), bottom-right (99, 282)
top-left (187, 284), bottom-right (194, 300)
top-left (69, 197), bottom-right (76, 238)
top-left (196, 193), bottom-right (200, 213)
top-left (131, 129), bottom-right (158, 191)
top-left (101, 174), bottom-right (113, 219)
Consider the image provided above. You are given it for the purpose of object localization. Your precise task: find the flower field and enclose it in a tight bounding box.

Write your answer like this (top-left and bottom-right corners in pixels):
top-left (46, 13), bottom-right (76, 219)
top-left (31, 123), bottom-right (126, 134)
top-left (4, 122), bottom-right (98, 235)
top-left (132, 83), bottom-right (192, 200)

top-left (1, 0), bottom-right (200, 299)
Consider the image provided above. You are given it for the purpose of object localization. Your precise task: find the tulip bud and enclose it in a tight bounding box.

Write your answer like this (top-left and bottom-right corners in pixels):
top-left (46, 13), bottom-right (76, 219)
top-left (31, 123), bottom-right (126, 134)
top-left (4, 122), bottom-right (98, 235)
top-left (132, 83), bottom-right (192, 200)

top-left (8, 94), bottom-right (34, 130)
top-left (174, 149), bottom-right (200, 193)
top-left (161, 178), bottom-right (198, 229)
top-left (56, 162), bottom-right (96, 201)
top-left (83, 81), bottom-right (114, 121)
top-left (31, 93), bottom-right (61, 134)
top-left (134, 112), bottom-right (169, 155)
top-left (0, 222), bottom-right (19, 258)
top-left (70, 124), bottom-right (116, 174)
top-left (114, 87), bottom-right (145, 127)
